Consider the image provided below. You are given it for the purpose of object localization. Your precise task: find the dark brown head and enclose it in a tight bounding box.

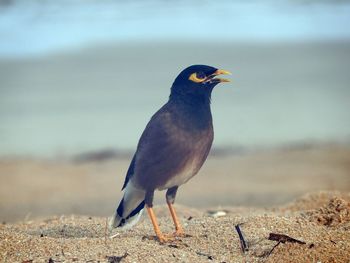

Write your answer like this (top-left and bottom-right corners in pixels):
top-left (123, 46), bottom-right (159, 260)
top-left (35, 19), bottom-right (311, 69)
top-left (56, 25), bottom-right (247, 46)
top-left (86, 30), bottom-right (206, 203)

top-left (170, 65), bottom-right (231, 103)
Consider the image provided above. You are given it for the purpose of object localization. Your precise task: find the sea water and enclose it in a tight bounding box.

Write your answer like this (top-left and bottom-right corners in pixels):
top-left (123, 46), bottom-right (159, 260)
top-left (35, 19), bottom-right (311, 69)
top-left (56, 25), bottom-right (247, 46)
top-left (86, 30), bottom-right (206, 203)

top-left (0, 1), bottom-right (349, 156)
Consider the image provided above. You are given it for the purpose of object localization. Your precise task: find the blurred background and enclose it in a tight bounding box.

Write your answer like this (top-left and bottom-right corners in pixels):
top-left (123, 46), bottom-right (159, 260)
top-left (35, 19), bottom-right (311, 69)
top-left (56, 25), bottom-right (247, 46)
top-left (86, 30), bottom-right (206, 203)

top-left (0, 0), bottom-right (349, 222)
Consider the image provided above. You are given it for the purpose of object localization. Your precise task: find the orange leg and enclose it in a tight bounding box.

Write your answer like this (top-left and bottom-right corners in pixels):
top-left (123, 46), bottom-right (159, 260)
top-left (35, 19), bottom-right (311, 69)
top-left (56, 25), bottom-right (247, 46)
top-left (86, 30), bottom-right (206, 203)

top-left (167, 202), bottom-right (184, 236)
top-left (146, 205), bottom-right (168, 243)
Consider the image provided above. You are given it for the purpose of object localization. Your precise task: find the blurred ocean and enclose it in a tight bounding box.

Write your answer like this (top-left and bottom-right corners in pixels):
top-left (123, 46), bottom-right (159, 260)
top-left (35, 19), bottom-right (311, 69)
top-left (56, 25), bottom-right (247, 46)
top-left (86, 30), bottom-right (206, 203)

top-left (0, 0), bottom-right (350, 156)
top-left (1, 0), bottom-right (350, 57)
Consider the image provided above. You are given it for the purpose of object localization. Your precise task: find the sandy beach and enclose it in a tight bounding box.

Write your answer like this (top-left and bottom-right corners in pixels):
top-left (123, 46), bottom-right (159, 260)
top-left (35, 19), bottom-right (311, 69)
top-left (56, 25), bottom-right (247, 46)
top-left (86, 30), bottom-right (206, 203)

top-left (1, 192), bottom-right (349, 262)
top-left (0, 144), bottom-right (350, 262)
top-left (1, 2), bottom-right (350, 261)
top-left (1, 41), bottom-right (349, 262)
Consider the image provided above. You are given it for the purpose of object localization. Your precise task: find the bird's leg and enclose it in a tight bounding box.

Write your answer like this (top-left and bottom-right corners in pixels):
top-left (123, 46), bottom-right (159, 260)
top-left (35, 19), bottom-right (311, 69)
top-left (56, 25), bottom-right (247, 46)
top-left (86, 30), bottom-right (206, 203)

top-left (167, 203), bottom-right (184, 236)
top-left (146, 206), bottom-right (167, 242)
top-left (166, 186), bottom-right (185, 237)
top-left (145, 191), bottom-right (168, 243)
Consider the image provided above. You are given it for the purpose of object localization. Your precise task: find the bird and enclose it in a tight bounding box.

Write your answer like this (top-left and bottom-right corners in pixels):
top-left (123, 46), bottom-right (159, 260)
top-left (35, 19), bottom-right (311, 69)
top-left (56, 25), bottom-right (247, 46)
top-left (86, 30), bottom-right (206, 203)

top-left (109, 65), bottom-right (231, 242)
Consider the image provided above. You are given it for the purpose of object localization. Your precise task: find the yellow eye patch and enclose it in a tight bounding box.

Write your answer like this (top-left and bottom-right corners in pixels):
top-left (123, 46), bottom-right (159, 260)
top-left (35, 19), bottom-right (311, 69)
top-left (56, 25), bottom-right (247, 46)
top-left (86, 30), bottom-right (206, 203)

top-left (189, 72), bottom-right (206, 83)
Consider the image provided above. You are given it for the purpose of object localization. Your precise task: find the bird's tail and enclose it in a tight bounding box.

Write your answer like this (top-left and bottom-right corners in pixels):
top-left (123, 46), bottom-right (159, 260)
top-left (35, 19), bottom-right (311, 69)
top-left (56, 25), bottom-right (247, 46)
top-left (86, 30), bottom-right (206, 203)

top-left (109, 182), bottom-right (145, 230)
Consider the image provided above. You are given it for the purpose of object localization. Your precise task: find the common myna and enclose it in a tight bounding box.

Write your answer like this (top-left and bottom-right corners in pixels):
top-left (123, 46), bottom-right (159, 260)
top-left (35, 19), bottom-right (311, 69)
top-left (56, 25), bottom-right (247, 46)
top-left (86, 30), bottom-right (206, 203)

top-left (109, 65), bottom-right (231, 242)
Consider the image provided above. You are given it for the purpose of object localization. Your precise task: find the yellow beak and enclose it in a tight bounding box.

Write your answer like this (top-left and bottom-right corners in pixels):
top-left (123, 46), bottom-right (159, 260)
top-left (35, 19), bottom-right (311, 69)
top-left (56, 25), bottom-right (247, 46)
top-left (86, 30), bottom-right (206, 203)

top-left (212, 69), bottom-right (232, 83)
top-left (188, 69), bottom-right (232, 84)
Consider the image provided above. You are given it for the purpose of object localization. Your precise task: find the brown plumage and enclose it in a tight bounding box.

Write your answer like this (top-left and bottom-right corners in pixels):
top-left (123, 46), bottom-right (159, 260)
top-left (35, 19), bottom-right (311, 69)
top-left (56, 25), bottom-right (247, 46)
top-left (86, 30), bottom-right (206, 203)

top-left (134, 101), bottom-right (213, 191)
top-left (109, 65), bottom-right (231, 242)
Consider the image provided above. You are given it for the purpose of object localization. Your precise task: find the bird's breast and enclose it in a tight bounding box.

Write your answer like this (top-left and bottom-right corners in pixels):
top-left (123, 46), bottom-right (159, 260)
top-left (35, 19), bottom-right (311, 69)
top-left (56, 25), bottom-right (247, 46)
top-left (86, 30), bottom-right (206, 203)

top-left (158, 127), bottom-right (213, 190)
top-left (158, 156), bottom-right (201, 190)
top-left (132, 106), bottom-right (214, 191)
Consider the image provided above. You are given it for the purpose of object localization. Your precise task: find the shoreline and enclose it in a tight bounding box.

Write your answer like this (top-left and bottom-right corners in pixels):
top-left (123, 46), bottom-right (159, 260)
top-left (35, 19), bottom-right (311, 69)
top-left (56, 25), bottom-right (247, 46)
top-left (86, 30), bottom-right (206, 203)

top-left (0, 140), bottom-right (349, 161)
top-left (1, 41), bottom-right (350, 157)
top-left (1, 144), bottom-right (349, 223)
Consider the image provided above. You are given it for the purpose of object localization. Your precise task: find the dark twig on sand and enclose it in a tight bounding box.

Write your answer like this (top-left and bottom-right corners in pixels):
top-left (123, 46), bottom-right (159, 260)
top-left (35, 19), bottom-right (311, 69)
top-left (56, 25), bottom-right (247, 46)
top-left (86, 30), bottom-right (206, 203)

top-left (234, 224), bottom-right (249, 253)
top-left (268, 233), bottom-right (306, 245)
top-left (267, 233), bottom-right (306, 257)
top-left (267, 241), bottom-right (281, 257)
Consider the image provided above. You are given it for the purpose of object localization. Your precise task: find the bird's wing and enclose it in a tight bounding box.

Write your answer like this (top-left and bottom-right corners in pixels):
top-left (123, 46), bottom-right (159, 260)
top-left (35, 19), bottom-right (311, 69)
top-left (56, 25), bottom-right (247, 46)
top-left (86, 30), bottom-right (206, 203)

top-left (121, 154), bottom-right (136, 190)
top-left (120, 104), bottom-right (171, 191)
top-left (131, 103), bottom-right (213, 190)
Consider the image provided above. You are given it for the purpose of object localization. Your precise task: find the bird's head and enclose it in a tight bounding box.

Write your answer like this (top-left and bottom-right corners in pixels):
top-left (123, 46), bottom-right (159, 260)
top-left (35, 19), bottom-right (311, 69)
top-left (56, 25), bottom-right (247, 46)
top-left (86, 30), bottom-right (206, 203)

top-left (170, 65), bottom-right (231, 103)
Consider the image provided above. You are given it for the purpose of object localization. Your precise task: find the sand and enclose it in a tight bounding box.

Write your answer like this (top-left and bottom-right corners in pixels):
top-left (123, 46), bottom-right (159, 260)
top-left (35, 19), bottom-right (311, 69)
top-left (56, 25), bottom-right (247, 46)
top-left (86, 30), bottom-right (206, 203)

top-left (1, 191), bottom-right (350, 262)
top-left (1, 38), bottom-right (350, 262)
top-left (0, 145), bottom-right (350, 262)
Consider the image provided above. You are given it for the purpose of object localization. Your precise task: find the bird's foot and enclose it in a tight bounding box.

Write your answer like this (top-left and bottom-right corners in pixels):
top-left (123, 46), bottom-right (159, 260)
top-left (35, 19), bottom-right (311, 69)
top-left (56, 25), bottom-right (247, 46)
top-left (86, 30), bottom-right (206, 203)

top-left (171, 231), bottom-right (191, 238)
top-left (142, 234), bottom-right (176, 244)
top-left (159, 235), bottom-right (176, 244)
top-left (162, 231), bottom-right (192, 241)
top-left (161, 234), bottom-right (190, 248)
top-left (170, 228), bottom-right (192, 238)
top-left (143, 234), bottom-right (190, 248)
top-left (143, 230), bottom-right (191, 244)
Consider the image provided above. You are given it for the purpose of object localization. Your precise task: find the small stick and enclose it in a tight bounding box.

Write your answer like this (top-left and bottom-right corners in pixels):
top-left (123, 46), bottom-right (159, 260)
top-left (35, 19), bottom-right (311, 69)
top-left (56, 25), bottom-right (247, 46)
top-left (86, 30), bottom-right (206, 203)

top-left (267, 241), bottom-right (281, 257)
top-left (267, 233), bottom-right (306, 257)
top-left (234, 224), bottom-right (248, 253)
top-left (268, 233), bottom-right (306, 244)
top-left (110, 233), bottom-right (120, 239)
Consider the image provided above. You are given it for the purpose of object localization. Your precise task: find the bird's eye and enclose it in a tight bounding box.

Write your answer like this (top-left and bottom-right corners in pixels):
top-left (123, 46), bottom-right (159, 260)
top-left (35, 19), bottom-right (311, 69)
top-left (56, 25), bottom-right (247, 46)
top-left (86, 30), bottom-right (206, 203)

top-left (197, 72), bottom-right (206, 79)
top-left (189, 72), bottom-right (207, 83)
